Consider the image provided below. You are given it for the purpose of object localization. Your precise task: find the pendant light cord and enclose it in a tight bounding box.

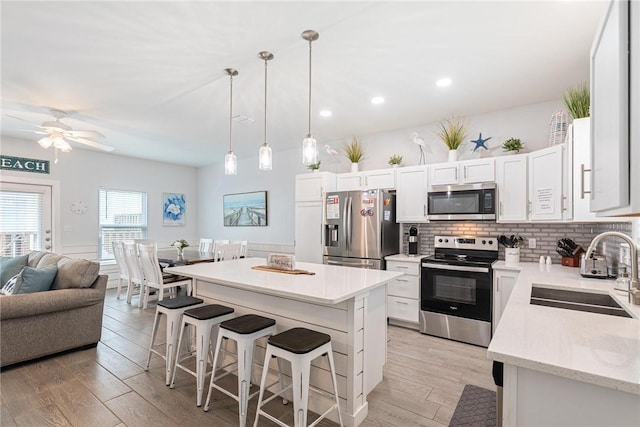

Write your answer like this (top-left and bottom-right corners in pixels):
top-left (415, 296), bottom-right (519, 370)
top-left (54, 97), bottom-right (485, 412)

top-left (307, 38), bottom-right (312, 136)
top-left (229, 73), bottom-right (233, 152)
top-left (264, 58), bottom-right (268, 144)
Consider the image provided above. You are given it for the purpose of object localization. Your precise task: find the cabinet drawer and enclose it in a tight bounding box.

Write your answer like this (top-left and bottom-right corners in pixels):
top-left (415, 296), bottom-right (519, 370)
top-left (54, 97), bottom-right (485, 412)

top-left (386, 261), bottom-right (419, 276)
top-left (387, 275), bottom-right (419, 298)
top-left (387, 296), bottom-right (419, 323)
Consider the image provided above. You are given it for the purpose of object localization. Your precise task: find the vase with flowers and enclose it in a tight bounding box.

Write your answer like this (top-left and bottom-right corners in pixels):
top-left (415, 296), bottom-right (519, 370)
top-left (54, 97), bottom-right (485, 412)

top-left (171, 239), bottom-right (189, 257)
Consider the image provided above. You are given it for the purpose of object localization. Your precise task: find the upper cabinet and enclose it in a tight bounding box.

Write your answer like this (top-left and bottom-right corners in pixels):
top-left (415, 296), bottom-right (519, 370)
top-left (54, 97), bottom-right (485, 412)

top-left (429, 158), bottom-right (495, 186)
top-left (336, 168), bottom-right (396, 191)
top-left (528, 144), bottom-right (572, 221)
top-left (295, 172), bottom-right (336, 202)
top-left (496, 154), bottom-right (528, 222)
top-left (396, 165), bottom-right (429, 223)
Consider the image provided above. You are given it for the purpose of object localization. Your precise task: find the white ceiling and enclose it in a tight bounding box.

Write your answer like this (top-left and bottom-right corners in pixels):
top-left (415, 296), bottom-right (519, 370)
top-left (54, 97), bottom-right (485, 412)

top-left (1, 1), bottom-right (607, 167)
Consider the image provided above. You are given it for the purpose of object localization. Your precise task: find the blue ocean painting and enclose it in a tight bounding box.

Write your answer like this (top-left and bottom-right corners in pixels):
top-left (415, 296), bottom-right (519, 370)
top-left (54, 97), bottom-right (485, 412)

top-left (163, 193), bottom-right (185, 226)
top-left (223, 191), bottom-right (267, 226)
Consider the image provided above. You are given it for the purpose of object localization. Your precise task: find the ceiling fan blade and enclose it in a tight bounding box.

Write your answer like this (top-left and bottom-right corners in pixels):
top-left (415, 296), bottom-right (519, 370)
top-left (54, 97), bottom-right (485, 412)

top-left (5, 114), bottom-right (39, 125)
top-left (67, 130), bottom-right (105, 138)
top-left (66, 136), bottom-right (114, 152)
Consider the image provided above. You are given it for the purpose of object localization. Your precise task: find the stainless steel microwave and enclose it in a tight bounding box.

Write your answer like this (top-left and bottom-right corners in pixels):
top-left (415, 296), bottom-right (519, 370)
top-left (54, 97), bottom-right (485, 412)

top-left (427, 182), bottom-right (496, 220)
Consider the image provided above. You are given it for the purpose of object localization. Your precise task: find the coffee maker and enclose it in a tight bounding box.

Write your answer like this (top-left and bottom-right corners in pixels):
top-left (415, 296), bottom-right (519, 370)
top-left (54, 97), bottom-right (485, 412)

top-left (408, 226), bottom-right (419, 256)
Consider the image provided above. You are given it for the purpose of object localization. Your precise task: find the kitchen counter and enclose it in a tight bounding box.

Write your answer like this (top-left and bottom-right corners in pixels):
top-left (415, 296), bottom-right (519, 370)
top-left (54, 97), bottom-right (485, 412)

top-left (489, 261), bottom-right (640, 426)
top-left (385, 253), bottom-right (428, 262)
top-left (166, 257), bottom-right (402, 426)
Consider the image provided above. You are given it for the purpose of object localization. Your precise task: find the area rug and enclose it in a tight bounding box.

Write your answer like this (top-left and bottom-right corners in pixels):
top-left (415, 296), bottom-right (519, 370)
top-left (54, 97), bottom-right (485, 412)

top-left (448, 384), bottom-right (497, 427)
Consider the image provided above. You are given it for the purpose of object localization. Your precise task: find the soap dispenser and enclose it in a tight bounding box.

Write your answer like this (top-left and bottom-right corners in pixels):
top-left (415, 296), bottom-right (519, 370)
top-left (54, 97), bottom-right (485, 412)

top-left (615, 267), bottom-right (631, 302)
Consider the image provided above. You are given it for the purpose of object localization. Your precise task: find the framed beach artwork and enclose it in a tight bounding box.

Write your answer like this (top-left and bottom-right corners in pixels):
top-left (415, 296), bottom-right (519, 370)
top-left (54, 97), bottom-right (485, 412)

top-left (223, 191), bottom-right (267, 226)
top-left (162, 193), bottom-right (185, 226)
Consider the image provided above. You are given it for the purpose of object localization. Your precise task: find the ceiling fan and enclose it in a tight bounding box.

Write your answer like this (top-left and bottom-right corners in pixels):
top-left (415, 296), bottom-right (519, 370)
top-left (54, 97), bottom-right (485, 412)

top-left (7, 109), bottom-right (114, 159)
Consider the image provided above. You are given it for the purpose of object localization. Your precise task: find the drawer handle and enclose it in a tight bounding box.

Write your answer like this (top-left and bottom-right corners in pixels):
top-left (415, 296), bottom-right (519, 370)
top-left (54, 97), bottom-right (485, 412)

top-left (395, 278), bottom-right (409, 282)
top-left (395, 301), bottom-right (409, 305)
top-left (396, 266), bottom-right (408, 269)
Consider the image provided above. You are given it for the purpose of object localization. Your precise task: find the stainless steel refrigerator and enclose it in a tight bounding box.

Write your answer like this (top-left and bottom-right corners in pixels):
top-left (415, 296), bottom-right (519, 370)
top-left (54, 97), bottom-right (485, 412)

top-left (323, 189), bottom-right (399, 269)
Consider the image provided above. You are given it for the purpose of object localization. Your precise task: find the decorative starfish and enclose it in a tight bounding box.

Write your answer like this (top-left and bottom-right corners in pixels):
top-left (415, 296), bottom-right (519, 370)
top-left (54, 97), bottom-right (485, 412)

top-left (471, 133), bottom-right (492, 151)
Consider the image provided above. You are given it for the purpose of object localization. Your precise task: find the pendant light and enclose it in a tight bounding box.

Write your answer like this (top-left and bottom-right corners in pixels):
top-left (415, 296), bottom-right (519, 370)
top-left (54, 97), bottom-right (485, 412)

top-left (301, 29), bottom-right (319, 166)
top-left (258, 51), bottom-right (274, 170)
top-left (224, 68), bottom-right (238, 175)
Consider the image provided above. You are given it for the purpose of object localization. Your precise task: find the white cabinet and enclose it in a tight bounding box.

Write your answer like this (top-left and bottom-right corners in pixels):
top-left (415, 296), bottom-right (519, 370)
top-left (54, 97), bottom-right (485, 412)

top-left (496, 154), bottom-right (528, 222)
top-left (336, 168), bottom-right (396, 191)
top-left (430, 158), bottom-right (495, 186)
top-left (396, 166), bottom-right (429, 222)
top-left (295, 172), bottom-right (335, 202)
top-left (386, 259), bottom-right (420, 327)
top-left (492, 268), bottom-right (519, 334)
top-left (294, 172), bottom-right (336, 263)
top-left (528, 144), bottom-right (572, 221)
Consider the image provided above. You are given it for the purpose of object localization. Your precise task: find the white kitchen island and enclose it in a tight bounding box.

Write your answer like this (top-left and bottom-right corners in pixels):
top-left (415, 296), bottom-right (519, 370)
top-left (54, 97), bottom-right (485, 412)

top-left (166, 257), bottom-right (402, 426)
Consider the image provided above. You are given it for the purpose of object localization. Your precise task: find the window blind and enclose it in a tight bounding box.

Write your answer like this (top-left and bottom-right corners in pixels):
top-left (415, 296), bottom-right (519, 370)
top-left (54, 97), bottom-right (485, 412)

top-left (0, 190), bottom-right (44, 256)
top-left (99, 189), bottom-right (147, 260)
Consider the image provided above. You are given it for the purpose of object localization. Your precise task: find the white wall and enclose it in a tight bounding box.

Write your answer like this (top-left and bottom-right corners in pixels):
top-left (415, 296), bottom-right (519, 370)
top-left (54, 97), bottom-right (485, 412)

top-left (197, 99), bottom-right (566, 245)
top-left (0, 136), bottom-right (198, 255)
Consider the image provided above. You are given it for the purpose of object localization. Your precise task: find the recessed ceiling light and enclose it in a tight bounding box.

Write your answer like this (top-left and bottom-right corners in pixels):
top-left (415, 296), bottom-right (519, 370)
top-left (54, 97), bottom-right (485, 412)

top-left (319, 110), bottom-right (332, 117)
top-left (371, 96), bottom-right (385, 105)
top-left (436, 78), bottom-right (452, 88)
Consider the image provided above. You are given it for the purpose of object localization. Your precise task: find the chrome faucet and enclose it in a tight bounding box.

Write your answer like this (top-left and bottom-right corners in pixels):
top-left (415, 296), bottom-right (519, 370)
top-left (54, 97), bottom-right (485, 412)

top-left (585, 232), bottom-right (639, 305)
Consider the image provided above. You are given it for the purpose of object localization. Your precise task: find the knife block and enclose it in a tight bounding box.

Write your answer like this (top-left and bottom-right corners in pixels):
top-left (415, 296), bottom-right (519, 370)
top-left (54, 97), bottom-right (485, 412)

top-left (561, 247), bottom-right (585, 267)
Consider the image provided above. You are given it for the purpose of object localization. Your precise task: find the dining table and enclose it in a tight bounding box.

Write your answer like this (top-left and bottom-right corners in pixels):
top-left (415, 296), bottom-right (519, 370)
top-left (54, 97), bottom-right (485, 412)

top-left (157, 249), bottom-right (216, 266)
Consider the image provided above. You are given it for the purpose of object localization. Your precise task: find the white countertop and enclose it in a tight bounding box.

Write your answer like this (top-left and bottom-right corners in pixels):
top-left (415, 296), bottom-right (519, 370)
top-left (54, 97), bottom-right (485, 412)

top-left (166, 257), bottom-right (402, 305)
top-left (488, 261), bottom-right (640, 395)
top-left (385, 253), bottom-right (428, 262)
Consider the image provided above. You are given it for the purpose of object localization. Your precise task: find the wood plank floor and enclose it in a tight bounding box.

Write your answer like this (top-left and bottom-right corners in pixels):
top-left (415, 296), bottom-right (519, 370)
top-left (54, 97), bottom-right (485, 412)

top-left (0, 289), bottom-right (495, 427)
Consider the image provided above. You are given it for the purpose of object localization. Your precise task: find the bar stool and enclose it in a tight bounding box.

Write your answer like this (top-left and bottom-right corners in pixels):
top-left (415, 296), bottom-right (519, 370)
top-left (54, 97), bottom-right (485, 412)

top-left (144, 295), bottom-right (205, 385)
top-left (169, 304), bottom-right (235, 406)
top-left (203, 314), bottom-right (279, 427)
top-left (253, 327), bottom-right (344, 427)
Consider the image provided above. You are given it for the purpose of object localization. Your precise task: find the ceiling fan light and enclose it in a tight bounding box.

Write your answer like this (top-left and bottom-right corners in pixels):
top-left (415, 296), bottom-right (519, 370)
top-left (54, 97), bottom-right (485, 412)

top-left (259, 143), bottom-right (272, 170)
top-left (38, 137), bottom-right (52, 149)
top-left (225, 151), bottom-right (237, 175)
top-left (302, 135), bottom-right (317, 165)
top-left (59, 141), bottom-right (73, 152)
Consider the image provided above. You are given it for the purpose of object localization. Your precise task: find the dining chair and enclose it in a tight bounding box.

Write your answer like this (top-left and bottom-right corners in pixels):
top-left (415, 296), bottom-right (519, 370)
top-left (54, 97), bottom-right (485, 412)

top-left (112, 241), bottom-right (130, 300)
top-left (137, 243), bottom-right (193, 309)
top-left (230, 240), bottom-right (248, 257)
top-left (215, 243), bottom-right (241, 261)
top-left (212, 240), bottom-right (230, 257)
top-left (198, 238), bottom-right (213, 253)
top-left (122, 242), bottom-right (145, 305)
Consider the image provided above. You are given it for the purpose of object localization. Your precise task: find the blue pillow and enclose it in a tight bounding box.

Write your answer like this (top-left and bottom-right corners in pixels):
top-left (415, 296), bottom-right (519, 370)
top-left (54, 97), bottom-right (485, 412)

top-left (0, 254), bottom-right (29, 286)
top-left (14, 265), bottom-right (58, 294)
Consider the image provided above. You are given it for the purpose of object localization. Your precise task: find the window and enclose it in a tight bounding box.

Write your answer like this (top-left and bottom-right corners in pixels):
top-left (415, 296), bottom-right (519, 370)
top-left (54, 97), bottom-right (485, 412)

top-left (99, 189), bottom-right (147, 260)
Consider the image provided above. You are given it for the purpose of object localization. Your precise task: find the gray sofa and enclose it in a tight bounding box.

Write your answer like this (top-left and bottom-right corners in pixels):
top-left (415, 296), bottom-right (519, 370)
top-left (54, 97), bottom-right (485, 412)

top-left (0, 251), bottom-right (107, 368)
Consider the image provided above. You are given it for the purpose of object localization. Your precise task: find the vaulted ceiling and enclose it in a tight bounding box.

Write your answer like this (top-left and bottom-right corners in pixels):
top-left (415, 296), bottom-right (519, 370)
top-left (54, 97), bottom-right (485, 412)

top-left (1, 1), bottom-right (607, 167)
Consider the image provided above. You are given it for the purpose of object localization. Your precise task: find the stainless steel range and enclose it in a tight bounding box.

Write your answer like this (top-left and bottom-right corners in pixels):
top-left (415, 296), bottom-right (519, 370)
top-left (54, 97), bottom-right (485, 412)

top-left (420, 235), bottom-right (498, 347)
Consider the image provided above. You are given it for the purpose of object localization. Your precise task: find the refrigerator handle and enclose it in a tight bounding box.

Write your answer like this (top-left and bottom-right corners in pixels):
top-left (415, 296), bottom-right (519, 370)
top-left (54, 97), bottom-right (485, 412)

top-left (342, 196), bottom-right (348, 251)
top-left (347, 196), bottom-right (353, 252)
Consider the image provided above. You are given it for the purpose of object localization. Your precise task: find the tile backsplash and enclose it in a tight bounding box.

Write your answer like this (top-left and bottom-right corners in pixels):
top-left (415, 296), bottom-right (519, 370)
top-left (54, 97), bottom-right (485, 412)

top-left (401, 222), bottom-right (633, 270)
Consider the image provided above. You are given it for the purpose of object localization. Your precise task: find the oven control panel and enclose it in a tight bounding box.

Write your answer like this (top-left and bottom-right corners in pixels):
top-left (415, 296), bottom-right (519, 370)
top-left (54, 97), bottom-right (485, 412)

top-left (433, 235), bottom-right (497, 250)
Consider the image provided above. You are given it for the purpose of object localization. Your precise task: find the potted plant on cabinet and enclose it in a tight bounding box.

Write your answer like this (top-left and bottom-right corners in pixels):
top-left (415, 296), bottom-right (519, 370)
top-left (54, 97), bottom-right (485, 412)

top-left (306, 160), bottom-right (321, 172)
top-left (437, 116), bottom-right (467, 162)
top-left (562, 82), bottom-right (590, 152)
top-left (344, 137), bottom-right (365, 172)
top-left (502, 138), bottom-right (525, 154)
top-left (388, 154), bottom-right (403, 167)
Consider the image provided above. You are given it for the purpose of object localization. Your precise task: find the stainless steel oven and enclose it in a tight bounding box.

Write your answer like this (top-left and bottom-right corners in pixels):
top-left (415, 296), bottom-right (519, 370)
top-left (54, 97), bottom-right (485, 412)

top-left (427, 182), bottom-right (496, 221)
top-left (420, 236), bottom-right (498, 347)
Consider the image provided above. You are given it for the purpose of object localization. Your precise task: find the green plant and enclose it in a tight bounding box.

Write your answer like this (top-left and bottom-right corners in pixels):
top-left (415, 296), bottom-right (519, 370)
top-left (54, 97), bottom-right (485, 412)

top-left (562, 82), bottom-right (590, 119)
top-left (502, 138), bottom-right (525, 153)
top-left (388, 154), bottom-right (403, 165)
top-left (307, 160), bottom-right (321, 170)
top-left (437, 117), bottom-right (467, 150)
top-left (343, 137), bottom-right (365, 163)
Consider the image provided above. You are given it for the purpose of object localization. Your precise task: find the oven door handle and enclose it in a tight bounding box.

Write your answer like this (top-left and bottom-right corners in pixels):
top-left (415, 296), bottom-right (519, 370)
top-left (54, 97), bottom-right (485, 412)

top-left (421, 263), bottom-right (489, 273)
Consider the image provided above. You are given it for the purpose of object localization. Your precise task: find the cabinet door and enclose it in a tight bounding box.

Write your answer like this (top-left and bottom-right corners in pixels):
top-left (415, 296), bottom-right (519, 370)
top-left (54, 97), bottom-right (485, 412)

top-left (430, 163), bottom-right (459, 186)
top-left (295, 172), bottom-right (335, 202)
top-left (461, 158), bottom-right (495, 183)
top-left (294, 202), bottom-right (323, 263)
top-left (572, 118), bottom-right (599, 221)
top-left (496, 155), bottom-right (528, 222)
top-left (528, 145), bottom-right (565, 221)
top-left (396, 166), bottom-right (429, 222)
top-left (336, 173), bottom-right (363, 191)
top-left (364, 169), bottom-right (396, 189)
top-left (492, 270), bottom-right (519, 334)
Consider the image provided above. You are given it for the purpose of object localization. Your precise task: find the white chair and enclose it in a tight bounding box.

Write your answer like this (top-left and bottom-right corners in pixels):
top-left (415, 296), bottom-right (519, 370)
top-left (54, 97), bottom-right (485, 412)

top-left (214, 243), bottom-right (241, 262)
top-left (122, 242), bottom-right (144, 305)
top-left (212, 239), bottom-right (230, 256)
top-left (137, 243), bottom-right (192, 309)
top-left (198, 238), bottom-right (213, 253)
top-left (230, 240), bottom-right (248, 257)
top-left (112, 241), bottom-right (130, 300)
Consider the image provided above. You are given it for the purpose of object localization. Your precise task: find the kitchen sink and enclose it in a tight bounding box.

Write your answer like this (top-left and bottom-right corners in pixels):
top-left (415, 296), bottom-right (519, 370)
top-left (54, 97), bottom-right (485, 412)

top-left (530, 285), bottom-right (632, 318)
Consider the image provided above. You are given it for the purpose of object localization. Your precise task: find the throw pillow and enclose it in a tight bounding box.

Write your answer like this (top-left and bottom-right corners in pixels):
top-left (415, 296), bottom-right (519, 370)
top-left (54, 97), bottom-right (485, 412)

top-left (0, 254), bottom-right (29, 286)
top-left (14, 265), bottom-right (58, 294)
top-left (51, 257), bottom-right (99, 289)
top-left (0, 272), bottom-right (22, 295)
